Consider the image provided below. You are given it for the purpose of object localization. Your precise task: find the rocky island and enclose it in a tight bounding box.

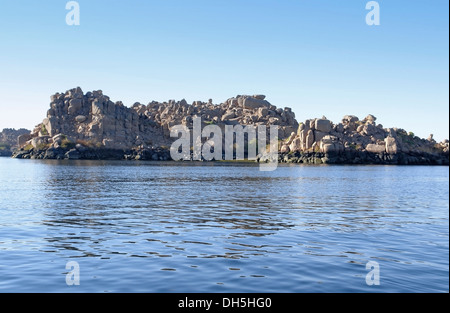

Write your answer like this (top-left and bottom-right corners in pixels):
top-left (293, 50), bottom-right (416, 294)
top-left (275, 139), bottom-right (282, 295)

top-left (10, 87), bottom-right (449, 165)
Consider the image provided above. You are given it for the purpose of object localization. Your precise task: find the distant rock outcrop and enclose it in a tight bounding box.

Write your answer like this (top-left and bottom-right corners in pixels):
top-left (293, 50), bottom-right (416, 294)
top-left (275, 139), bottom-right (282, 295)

top-left (277, 115), bottom-right (449, 165)
top-left (0, 128), bottom-right (30, 156)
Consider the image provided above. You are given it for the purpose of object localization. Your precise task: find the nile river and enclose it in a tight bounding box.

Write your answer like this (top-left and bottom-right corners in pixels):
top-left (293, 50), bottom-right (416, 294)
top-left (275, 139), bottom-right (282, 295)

top-left (0, 158), bottom-right (448, 292)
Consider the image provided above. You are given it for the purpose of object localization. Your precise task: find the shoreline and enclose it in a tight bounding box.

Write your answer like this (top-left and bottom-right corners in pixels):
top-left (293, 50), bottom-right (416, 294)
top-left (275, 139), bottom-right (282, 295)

top-left (9, 146), bottom-right (449, 166)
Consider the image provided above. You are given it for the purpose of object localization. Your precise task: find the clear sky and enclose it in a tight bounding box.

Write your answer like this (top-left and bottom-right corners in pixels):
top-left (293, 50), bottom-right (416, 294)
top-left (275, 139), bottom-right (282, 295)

top-left (0, 0), bottom-right (448, 141)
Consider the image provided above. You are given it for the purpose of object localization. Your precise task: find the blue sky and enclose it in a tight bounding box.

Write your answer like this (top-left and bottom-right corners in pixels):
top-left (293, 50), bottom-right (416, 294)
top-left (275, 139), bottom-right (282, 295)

top-left (0, 0), bottom-right (448, 140)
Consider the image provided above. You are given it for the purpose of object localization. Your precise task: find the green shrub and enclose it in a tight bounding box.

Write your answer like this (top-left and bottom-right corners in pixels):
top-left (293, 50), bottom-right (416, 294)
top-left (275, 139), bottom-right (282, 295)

top-left (36, 143), bottom-right (50, 150)
top-left (24, 144), bottom-right (34, 151)
top-left (40, 124), bottom-right (49, 136)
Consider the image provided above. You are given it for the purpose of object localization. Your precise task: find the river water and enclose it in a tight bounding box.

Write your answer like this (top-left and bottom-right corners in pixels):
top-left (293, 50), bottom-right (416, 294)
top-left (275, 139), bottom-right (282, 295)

top-left (0, 158), bottom-right (448, 292)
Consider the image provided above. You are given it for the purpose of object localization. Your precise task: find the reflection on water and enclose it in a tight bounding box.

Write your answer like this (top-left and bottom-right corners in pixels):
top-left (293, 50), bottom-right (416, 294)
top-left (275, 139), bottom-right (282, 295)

top-left (0, 158), bottom-right (448, 292)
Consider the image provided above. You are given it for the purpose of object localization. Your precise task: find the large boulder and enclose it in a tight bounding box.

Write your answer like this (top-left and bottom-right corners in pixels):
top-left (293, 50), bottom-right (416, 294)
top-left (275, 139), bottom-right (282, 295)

top-left (289, 137), bottom-right (301, 152)
top-left (362, 114), bottom-right (377, 124)
top-left (243, 97), bottom-right (270, 109)
top-left (75, 115), bottom-right (87, 123)
top-left (298, 130), bottom-right (306, 150)
top-left (320, 136), bottom-right (344, 154)
top-left (321, 143), bottom-right (340, 154)
top-left (52, 134), bottom-right (65, 144)
top-left (18, 134), bottom-right (32, 147)
top-left (42, 117), bottom-right (57, 137)
top-left (366, 143), bottom-right (385, 154)
top-left (31, 136), bottom-right (51, 149)
top-left (305, 130), bottom-right (314, 149)
top-left (314, 130), bottom-right (328, 143)
top-left (315, 119), bottom-right (332, 133)
top-left (68, 99), bottom-right (83, 115)
top-left (280, 145), bottom-right (290, 153)
top-left (342, 115), bottom-right (359, 124)
top-left (362, 123), bottom-right (378, 137)
top-left (297, 121), bottom-right (310, 136)
top-left (341, 115), bottom-right (359, 132)
top-left (385, 136), bottom-right (399, 154)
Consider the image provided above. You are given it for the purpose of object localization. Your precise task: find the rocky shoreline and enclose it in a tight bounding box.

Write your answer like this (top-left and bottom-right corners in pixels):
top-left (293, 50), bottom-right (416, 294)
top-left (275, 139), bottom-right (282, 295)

top-left (7, 87), bottom-right (450, 166)
top-left (11, 144), bottom-right (449, 166)
top-left (276, 150), bottom-right (449, 166)
top-left (12, 146), bottom-right (171, 161)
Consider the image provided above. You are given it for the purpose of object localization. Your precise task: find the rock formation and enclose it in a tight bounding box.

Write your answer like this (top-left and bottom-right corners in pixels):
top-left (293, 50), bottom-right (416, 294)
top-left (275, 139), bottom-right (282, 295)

top-left (278, 115), bottom-right (449, 165)
top-left (9, 87), bottom-right (449, 165)
top-left (0, 128), bottom-right (30, 156)
top-left (12, 88), bottom-right (297, 160)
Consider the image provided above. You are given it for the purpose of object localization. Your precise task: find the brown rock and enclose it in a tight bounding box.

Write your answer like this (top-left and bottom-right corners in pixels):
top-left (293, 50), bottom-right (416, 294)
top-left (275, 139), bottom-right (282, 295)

top-left (366, 143), bottom-right (385, 154)
top-left (75, 115), bottom-right (87, 123)
top-left (385, 136), bottom-right (399, 154)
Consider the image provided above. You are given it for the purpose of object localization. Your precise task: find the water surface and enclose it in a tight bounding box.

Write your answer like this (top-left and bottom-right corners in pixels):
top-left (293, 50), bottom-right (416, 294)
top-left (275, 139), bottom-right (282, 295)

top-left (0, 158), bottom-right (448, 292)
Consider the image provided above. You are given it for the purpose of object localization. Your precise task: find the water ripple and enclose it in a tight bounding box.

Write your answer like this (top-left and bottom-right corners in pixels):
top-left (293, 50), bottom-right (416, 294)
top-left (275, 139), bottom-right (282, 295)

top-left (0, 159), bottom-right (448, 292)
